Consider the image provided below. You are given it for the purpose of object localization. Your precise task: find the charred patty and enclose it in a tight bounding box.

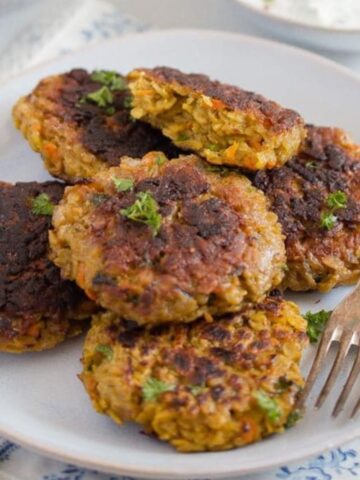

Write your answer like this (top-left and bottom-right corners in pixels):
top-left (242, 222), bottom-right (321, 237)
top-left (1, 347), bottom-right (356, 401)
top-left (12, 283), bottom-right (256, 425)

top-left (253, 125), bottom-right (360, 292)
top-left (128, 66), bottom-right (305, 170)
top-left (49, 152), bottom-right (285, 325)
top-left (81, 294), bottom-right (307, 452)
top-left (12, 69), bottom-right (181, 182)
top-left (0, 181), bottom-right (94, 353)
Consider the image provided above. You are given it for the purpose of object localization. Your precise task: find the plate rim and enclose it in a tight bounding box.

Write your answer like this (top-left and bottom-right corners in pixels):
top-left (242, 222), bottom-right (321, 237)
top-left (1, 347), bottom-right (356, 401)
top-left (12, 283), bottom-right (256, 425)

top-left (1, 28), bottom-right (360, 479)
top-left (2, 27), bottom-right (360, 89)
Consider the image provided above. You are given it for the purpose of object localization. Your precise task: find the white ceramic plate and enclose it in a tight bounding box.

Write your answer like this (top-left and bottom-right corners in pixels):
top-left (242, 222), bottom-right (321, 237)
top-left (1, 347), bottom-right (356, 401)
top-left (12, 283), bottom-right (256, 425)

top-left (1, 30), bottom-right (360, 480)
top-left (235, 0), bottom-right (360, 52)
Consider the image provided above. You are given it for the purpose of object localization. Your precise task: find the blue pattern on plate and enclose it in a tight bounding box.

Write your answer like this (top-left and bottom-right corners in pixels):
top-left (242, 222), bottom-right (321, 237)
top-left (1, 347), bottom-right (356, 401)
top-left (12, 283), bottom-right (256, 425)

top-left (0, 439), bottom-right (19, 462)
top-left (277, 448), bottom-right (360, 479)
top-left (42, 464), bottom-right (129, 480)
top-left (1, 434), bottom-right (360, 480)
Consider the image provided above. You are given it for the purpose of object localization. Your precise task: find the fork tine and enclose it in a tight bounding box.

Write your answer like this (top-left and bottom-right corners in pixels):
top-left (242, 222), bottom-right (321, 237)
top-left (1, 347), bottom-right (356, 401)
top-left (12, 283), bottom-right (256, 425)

top-left (297, 328), bottom-right (334, 408)
top-left (351, 397), bottom-right (360, 418)
top-left (333, 345), bottom-right (360, 417)
top-left (315, 329), bottom-right (354, 409)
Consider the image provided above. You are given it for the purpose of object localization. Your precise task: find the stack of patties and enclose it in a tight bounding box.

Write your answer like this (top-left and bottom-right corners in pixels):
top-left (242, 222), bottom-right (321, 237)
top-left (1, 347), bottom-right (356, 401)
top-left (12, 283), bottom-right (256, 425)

top-left (14, 67), bottom-right (307, 452)
top-left (12, 66), bottom-right (357, 452)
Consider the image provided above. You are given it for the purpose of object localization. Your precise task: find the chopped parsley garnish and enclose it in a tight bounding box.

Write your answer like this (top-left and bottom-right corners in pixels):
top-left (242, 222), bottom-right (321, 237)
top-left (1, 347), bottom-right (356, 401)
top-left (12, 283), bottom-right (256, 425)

top-left (190, 385), bottom-right (205, 396)
top-left (320, 190), bottom-right (347, 230)
top-left (120, 191), bottom-right (162, 235)
top-left (327, 191), bottom-right (347, 210)
top-left (204, 163), bottom-right (231, 176)
top-left (142, 377), bottom-right (175, 401)
top-left (95, 344), bottom-right (113, 361)
top-left (177, 133), bottom-right (190, 141)
top-left (90, 70), bottom-right (126, 91)
top-left (254, 390), bottom-right (281, 423)
top-left (320, 212), bottom-right (337, 230)
top-left (306, 161), bottom-right (318, 170)
top-left (303, 309), bottom-right (332, 343)
top-left (91, 193), bottom-right (109, 206)
top-left (31, 193), bottom-right (54, 216)
top-left (123, 96), bottom-right (133, 108)
top-left (106, 106), bottom-right (115, 116)
top-left (275, 377), bottom-right (293, 392)
top-left (112, 177), bottom-right (134, 192)
top-left (207, 144), bottom-right (219, 152)
top-left (285, 410), bottom-right (302, 429)
top-left (156, 154), bottom-right (167, 166)
top-left (81, 85), bottom-right (114, 108)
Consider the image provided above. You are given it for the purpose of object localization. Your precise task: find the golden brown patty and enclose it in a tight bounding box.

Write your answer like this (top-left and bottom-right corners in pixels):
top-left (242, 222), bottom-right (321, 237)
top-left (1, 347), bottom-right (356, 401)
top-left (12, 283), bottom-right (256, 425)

top-left (81, 294), bottom-right (308, 452)
top-left (253, 125), bottom-right (360, 292)
top-left (12, 69), bottom-right (181, 182)
top-left (0, 181), bottom-right (95, 353)
top-left (49, 153), bottom-right (285, 325)
top-left (128, 66), bottom-right (305, 170)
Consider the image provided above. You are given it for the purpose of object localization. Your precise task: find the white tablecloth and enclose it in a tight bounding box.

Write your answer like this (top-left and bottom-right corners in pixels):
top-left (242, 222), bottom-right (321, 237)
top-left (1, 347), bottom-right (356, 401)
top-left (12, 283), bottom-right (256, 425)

top-left (1, 1), bottom-right (360, 478)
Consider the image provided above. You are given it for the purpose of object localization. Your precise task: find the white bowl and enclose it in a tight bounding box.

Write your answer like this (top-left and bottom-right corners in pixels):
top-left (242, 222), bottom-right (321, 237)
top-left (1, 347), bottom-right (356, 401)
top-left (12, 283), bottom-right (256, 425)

top-left (235, 0), bottom-right (360, 52)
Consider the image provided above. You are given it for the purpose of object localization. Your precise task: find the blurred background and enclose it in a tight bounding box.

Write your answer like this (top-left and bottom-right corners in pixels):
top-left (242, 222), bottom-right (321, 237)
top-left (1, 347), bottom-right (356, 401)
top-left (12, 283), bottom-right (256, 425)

top-left (1, 0), bottom-right (360, 85)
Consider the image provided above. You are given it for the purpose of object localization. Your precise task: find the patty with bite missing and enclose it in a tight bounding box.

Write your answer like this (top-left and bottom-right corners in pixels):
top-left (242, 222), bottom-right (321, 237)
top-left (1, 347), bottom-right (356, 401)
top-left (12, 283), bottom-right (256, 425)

top-left (128, 66), bottom-right (305, 170)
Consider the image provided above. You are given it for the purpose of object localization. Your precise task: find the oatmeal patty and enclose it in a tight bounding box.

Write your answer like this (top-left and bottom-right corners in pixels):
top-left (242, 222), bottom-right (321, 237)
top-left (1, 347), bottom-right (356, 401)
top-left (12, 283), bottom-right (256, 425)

top-left (50, 153), bottom-right (285, 325)
top-left (128, 66), bottom-right (305, 170)
top-left (253, 125), bottom-right (360, 292)
top-left (12, 69), bottom-right (181, 182)
top-left (81, 295), bottom-right (307, 452)
top-left (0, 181), bottom-right (94, 353)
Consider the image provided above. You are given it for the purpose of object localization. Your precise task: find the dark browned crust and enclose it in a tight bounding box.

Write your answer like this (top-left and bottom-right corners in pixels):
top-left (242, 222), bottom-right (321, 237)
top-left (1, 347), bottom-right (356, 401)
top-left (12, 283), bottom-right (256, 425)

top-left (253, 125), bottom-right (360, 241)
top-left (90, 161), bottom-right (246, 315)
top-left (140, 66), bottom-right (303, 133)
top-left (106, 295), bottom-right (306, 387)
top-left (56, 69), bottom-right (181, 165)
top-left (0, 181), bottom-right (89, 342)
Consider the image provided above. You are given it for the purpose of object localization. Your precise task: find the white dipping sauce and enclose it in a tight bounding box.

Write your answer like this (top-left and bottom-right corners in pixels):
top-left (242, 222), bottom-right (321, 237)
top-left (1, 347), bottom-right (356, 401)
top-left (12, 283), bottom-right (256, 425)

top-left (244, 0), bottom-right (360, 29)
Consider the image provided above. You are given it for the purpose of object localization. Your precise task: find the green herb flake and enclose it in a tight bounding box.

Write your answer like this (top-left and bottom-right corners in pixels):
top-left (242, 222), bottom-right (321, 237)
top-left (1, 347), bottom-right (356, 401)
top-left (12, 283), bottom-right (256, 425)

top-left (123, 96), bottom-right (133, 108)
top-left (285, 410), bottom-right (302, 429)
top-left (156, 155), bottom-right (167, 166)
top-left (91, 193), bottom-right (109, 206)
top-left (275, 377), bottom-right (293, 392)
top-left (112, 177), bottom-right (134, 192)
top-left (90, 70), bottom-right (127, 91)
top-left (320, 212), bottom-right (337, 230)
top-left (327, 190), bottom-right (347, 210)
top-left (189, 385), bottom-right (205, 396)
top-left (95, 344), bottom-right (113, 361)
top-left (303, 309), bottom-right (332, 343)
top-left (120, 191), bottom-right (162, 235)
top-left (82, 86), bottom-right (114, 108)
top-left (204, 163), bottom-right (231, 176)
top-left (306, 161), bottom-right (318, 170)
top-left (207, 144), bottom-right (219, 152)
top-left (254, 390), bottom-right (282, 423)
top-left (106, 106), bottom-right (116, 116)
top-left (31, 193), bottom-right (54, 216)
top-left (177, 133), bottom-right (190, 142)
top-left (142, 377), bottom-right (175, 401)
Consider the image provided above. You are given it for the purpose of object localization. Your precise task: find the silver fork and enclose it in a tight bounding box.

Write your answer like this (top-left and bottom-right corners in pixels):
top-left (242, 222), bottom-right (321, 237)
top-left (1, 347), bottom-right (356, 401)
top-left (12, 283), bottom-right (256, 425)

top-left (297, 281), bottom-right (360, 417)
